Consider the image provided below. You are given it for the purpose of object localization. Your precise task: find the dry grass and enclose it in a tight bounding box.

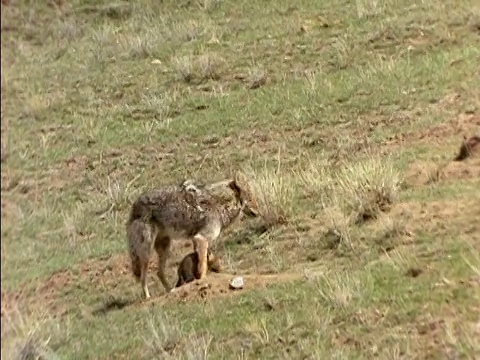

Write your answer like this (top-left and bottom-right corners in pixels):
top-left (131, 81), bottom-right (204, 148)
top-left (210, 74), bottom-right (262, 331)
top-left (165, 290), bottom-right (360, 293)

top-left (315, 271), bottom-right (371, 311)
top-left (144, 312), bottom-right (213, 360)
top-left (243, 163), bottom-right (298, 228)
top-left (333, 157), bottom-right (402, 223)
top-left (1, 306), bottom-right (58, 360)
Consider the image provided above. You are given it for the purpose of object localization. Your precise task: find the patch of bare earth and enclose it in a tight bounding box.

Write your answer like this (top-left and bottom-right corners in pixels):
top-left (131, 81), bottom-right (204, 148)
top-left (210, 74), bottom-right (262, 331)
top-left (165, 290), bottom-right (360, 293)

top-left (3, 238), bottom-right (303, 318)
top-left (404, 117), bottom-right (480, 187)
top-left (382, 108), bottom-right (479, 150)
top-left (390, 198), bottom-right (480, 237)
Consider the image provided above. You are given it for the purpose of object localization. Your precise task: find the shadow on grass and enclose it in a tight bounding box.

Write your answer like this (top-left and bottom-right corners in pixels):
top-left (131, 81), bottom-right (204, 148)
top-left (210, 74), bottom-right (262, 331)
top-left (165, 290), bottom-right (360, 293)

top-left (92, 297), bottom-right (136, 316)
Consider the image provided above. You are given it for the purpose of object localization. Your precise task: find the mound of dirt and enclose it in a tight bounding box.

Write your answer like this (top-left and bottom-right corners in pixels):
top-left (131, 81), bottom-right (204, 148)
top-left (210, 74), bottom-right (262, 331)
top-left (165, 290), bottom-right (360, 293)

top-left (404, 161), bottom-right (440, 187)
top-left (440, 158), bottom-right (480, 180)
top-left (147, 272), bottom-right (300, 306)
top-left (405, 156), bottom-right (480, 187)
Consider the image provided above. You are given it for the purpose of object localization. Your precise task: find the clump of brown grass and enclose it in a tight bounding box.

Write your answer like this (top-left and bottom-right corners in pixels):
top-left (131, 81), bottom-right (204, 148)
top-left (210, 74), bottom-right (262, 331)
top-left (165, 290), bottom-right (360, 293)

top-left (144, 311), bottom-right (213, 359)
top-left (315, 271), bottom-right (371, 311)
top-left (172, 53), bottom-right (225, 83)
top-left (144, 311), bottom-right (182, 358)
top-left (242, 163), bottom-right (297, 228)
top-left (173, 55), bottom-right (195, 83)
top-left (1, 306), bottom-right (58, 360)
top-left (296, 156), bottom-right (334, 205)
top-left (334, 156), bottom-right (402, 223)
top-left (322, 205), bottom-right (353, 251)
top-left (197, 53), bottom-right (225, 81)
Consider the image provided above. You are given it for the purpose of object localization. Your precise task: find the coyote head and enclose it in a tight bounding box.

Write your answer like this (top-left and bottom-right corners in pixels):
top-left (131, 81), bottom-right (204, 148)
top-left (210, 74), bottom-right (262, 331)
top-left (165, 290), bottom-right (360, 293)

top-left (227, 179), bottom-right (259, 218)
top-left (206, 172), bottom-right (259, 218)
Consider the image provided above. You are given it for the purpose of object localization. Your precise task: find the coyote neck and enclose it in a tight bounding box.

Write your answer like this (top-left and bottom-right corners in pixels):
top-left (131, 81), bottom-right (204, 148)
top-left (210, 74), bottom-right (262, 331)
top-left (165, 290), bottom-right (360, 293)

top-left (219, 201), bottom-right (244, 229)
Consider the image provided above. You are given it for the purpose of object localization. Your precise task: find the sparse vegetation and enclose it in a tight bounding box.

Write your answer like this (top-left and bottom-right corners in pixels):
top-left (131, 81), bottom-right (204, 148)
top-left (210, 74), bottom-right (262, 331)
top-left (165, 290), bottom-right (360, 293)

top-left (2, 0), bottom-right (480, 358)
top-left (333, 157), bottom-right (402, 223)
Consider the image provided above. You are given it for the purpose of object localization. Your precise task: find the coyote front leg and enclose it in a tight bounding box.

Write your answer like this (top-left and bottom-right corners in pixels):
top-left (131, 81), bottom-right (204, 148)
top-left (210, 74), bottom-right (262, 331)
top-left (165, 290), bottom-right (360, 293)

top-left (193, 234), bottom-right (209, 280)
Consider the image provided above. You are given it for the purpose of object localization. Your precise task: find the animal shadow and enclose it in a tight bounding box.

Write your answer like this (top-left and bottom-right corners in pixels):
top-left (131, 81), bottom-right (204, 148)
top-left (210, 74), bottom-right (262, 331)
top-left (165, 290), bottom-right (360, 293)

top-left (92, 297), bottom-right (135, 316)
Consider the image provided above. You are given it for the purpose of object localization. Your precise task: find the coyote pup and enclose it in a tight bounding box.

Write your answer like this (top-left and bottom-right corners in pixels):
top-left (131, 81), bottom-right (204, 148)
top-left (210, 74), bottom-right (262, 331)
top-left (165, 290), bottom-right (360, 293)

top-left (127, 173), bottom-right (258, 299)
top-left (175, 250), bottom-right (221, 288)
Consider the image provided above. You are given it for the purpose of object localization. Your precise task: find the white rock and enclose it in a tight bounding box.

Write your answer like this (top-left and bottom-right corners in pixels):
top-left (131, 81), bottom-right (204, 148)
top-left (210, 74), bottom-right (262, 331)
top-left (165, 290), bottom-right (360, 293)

top-left (229, 276), bottom-right (244, 290)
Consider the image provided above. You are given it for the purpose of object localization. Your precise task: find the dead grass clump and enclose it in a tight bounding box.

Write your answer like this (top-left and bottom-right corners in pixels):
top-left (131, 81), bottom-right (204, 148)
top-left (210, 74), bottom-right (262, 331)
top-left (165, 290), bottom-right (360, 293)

top-left (197, 53), bottom-right (225, 81)
top-left (334, 157), bottom-right (402, 223)
top-left (355, 0), bottom-right (385, 18)
top-left (119, 32), bottom-right (159, 59)
top-left (172, 53), bottom-right (225, 83)
top-left (322, 206), bottom-right (353, 251)
top-left (296, 156), bottom-right (335, 204)
top-left (315, 271), bottom-right (370, 311)
top-left (144, 311), bottom-right (212, 359)
top-left (247, 66), bottom-right (267, 89)
top-left (144, 312), bottom-right (182, 357)
top-left (173, 55), bottom-right (195, 83)
top-left (243, 165), bottom-right (297, 228)
top-left (1, 307), bottom-right (58, 360)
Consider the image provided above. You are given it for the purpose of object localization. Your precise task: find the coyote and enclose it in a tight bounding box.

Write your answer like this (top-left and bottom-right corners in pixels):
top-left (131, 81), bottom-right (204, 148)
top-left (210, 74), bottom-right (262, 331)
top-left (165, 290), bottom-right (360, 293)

top-left (126, 173), bottom-right (258, 299)
top-left (175, 250), bottom-right (222, 288)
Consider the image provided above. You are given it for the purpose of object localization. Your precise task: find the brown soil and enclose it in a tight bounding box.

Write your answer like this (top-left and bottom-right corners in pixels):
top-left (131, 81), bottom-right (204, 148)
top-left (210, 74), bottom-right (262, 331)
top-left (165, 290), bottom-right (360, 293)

top-left (1, 241), bottom-right (303, 319)
top-left (144, 272), bottom-right (301, 307)
top-left (382, 112), bottom-right (480, 151)
top-left (404, 157), bottom-right (480, 187)
top-left (390, 198), bottom-right (480, 236)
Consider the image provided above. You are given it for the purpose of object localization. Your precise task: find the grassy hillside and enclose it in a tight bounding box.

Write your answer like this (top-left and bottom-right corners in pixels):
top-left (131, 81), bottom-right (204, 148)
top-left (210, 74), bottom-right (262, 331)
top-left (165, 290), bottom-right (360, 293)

top-left (1, 0), bottom-right (479, 358)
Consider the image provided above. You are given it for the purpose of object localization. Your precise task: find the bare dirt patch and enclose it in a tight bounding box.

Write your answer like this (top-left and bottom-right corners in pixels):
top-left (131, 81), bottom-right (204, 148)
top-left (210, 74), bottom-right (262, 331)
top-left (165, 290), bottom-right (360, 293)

top-left (143, 272), bottom-right (301, 308)
top-left (390, 198), bottom-right (480, 237)
top-left (383, 112), bottom-right (480, 151)
top-left (8, 240), bottom-right (304, 318)
top-left (404, 157), bottom-right (480, 187)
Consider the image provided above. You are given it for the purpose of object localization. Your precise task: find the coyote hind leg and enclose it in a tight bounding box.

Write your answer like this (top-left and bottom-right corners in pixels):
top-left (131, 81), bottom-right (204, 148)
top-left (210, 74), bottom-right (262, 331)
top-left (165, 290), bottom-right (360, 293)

top-left (127, 219), bottom-right (155, 300)
top-left (155, 235), bottom-right (173, 293)
top-left (193, 234), bottom-right (209, 280)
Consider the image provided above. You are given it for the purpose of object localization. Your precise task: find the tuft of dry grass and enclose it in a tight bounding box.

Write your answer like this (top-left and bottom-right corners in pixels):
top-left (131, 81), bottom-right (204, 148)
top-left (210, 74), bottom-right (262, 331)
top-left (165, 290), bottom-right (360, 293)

top-left (197, 53), bottom-right (225, 81)
top-left (243, 163), bottom-right (297, 228)
top-left (144, 311), bottom-right (213, 359)
top-left (172, 53), bottom-right (225, 82)
top-left (1, 306), bottom-right (58, 360)
top-left (355, 0), bottom-right (385, 18)
top-left (144, 312), bottom-right (183, 358)
top-left (296, 156), bottom-right (335, 205)
top-left (322, 206), bottom-right (353, 251)
top-left (315, 271), bottom-right (370, 311)
top-left (333, 156), bottom-right (402, 223)
top-left (173, 55), bottom-right (195, 83)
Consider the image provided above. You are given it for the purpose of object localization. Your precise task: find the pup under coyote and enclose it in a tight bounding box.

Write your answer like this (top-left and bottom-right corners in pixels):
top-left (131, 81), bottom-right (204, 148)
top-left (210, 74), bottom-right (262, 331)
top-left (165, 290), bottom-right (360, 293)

top-left (176, 250), bottom-right (222, 288)
top-left (127, 174), bottom-right (258, 299)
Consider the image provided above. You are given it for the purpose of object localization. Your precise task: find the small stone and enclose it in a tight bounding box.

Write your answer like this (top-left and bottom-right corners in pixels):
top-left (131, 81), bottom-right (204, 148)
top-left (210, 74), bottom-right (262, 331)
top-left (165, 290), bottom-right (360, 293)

top-left (229, 276), bottom-right (244, 290)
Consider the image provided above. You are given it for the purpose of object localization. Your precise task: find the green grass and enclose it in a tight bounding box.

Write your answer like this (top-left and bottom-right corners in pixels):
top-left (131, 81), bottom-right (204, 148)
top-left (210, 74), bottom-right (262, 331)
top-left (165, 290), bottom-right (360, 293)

top-left (2, 0), bottom-right (480, 359)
